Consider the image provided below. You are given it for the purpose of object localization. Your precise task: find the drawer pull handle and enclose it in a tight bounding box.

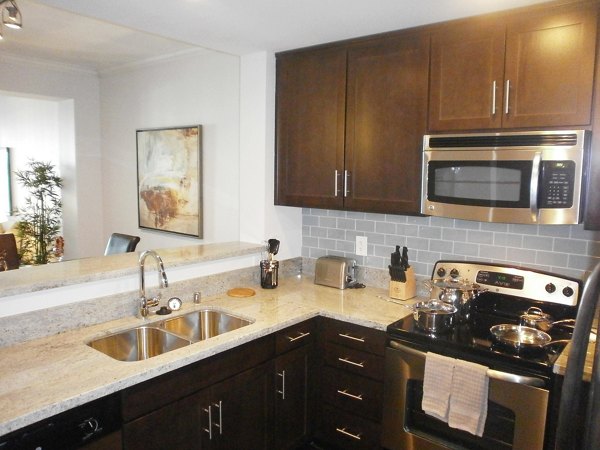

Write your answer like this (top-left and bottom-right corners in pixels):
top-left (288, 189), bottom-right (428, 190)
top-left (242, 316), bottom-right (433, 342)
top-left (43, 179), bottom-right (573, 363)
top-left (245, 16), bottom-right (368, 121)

top-left (336, 427), bottom-right (362, 440)
top-left (287, 331), bottom-right (311, 342)
top-left (339, 333), bottom-right (365, 343)
top-left (338, 357), bottom-right (364, 368)
top-left (336, 389), bottom-right (363, 401)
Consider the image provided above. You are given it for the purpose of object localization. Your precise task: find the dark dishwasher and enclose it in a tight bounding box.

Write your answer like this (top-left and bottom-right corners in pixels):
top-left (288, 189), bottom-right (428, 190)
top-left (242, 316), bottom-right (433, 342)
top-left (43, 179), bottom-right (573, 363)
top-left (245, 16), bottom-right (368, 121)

top-left (0, 393), bottom-right (121, 450)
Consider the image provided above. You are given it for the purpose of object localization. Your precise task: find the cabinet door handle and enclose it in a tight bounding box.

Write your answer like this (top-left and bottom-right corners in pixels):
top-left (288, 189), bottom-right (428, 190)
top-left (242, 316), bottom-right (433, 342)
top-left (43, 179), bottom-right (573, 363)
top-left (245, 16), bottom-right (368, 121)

top-left (203, 405), bottom-right (213, 440)
top-left (287, 331), bottom-right (310, 342)
top-left (338, 357), bottom-right (364, 368)
top-left (338, 332), bottom-right (365, 343)
top-left (334, 170), bottom-right (340, 197)
top-left (277, 370), bottom-right (286, 399)
top-left (504, 79), bottom-right (511, 115)
top-left (344, 170), bottom-right (350, 197)
top-left (335, 427), bottom-right (362, 440)
top-left (491, 80), bottom-right (497, 115)
top-left (213, 401), bottom-right (222, 435)
top-left (336, 389), bottom-right (363, 401)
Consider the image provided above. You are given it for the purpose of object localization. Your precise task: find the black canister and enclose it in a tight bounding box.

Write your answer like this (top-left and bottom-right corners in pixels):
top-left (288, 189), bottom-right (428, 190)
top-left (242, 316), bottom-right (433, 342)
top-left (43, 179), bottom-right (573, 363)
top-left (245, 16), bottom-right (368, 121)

top-left (260, 260), bottom-right (279, 288)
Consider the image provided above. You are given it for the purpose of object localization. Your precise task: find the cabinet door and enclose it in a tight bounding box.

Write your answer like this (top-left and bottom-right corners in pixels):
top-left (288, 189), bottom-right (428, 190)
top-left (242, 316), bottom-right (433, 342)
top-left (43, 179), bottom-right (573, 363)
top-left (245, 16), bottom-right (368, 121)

top-left (274, 345), bottom-right (312, 449)
top-left (275, 48), bottom-right (347, 209)
top-left (344, 33), bottom-right (429, 214)
top-left (503, 4), bottom-right (597, 128)
top-left (204, 363), bottom-right (271, 450)
top-left (429, 20), bottom-right (506, 131)
top-left (123, 390), bottom-right (208, 450)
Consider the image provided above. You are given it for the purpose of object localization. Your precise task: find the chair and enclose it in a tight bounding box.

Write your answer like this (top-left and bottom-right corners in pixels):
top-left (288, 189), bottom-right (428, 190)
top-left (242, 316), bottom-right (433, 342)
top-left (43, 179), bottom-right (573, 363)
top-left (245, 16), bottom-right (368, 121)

top-left (0, 233), bottom-right (20, 270)
top-left (104, 233), bottom-right (140, 255)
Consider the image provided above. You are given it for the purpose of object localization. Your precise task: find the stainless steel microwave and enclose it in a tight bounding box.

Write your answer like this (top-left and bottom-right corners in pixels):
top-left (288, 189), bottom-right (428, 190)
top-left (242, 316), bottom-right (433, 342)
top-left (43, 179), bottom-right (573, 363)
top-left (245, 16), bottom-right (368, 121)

top-left (421, 130), bottom-right (590, 224)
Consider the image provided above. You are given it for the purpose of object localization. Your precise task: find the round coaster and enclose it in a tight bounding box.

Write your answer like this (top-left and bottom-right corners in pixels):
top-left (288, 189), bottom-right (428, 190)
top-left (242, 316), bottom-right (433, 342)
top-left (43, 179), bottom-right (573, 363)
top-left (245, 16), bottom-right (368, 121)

top-left (226, 287), bottom-right (256, 298)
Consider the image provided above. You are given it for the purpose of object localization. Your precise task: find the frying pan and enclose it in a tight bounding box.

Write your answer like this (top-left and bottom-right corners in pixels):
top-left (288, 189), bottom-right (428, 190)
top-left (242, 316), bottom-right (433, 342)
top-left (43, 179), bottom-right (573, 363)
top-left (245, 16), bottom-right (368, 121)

top-left (490, 324), bottom-right (570, 350)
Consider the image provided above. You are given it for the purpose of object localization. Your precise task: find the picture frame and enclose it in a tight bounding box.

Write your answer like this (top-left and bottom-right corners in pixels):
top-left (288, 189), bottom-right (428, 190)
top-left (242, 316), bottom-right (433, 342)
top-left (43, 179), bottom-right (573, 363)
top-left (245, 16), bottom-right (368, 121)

top-left (136, 125), bottom-right (202, 238)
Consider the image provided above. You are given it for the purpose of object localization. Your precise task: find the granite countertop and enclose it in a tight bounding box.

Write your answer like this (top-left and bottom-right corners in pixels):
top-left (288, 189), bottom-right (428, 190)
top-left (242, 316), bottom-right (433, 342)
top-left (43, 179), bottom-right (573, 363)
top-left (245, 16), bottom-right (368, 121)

top-left (0, 241), bottom-right (263, 298)
top-left (0, 276), bottom-right (420, 436)
top-left (553, 335), bottom-right (597, 382)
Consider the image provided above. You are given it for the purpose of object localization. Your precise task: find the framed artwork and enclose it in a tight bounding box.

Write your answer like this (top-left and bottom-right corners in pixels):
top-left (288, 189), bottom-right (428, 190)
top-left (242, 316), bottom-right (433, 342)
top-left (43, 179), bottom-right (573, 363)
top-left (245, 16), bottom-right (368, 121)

top-left (136, 125), bottom-right (202, 238)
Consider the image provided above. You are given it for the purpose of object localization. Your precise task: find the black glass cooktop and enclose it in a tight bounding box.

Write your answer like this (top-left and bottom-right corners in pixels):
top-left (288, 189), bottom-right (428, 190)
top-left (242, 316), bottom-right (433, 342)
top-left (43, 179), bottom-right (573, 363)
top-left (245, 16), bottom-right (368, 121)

top-left (387, 293), bottom-right (576, 378)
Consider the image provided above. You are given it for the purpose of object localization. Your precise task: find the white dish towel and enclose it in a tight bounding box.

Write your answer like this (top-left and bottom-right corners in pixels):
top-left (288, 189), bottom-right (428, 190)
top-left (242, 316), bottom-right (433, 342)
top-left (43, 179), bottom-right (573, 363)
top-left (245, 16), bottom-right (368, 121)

top-left (421, 352), bottom-right (455, 422)
top-left (448, 358), bottom-right (489, 437)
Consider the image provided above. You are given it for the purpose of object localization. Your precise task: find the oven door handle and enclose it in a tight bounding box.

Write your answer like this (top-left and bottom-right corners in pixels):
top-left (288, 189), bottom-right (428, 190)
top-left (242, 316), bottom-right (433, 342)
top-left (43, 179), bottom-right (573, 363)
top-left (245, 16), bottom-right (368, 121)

top-left (388, 340), bottom-right (545, 388)
top-left (530, 152), bottom-right (542, 223)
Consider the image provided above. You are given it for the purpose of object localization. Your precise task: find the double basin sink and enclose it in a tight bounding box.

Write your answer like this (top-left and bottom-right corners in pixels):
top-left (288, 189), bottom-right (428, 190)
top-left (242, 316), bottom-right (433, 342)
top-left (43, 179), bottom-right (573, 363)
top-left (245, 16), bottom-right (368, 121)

top-left (88, 309), bottom-right (253, 362)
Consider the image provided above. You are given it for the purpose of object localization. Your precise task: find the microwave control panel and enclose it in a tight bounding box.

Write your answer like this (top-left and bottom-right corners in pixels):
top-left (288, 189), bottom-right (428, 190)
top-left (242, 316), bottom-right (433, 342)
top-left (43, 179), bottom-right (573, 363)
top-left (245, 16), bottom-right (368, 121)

top-left (538, 161), bottom-right (575, 208)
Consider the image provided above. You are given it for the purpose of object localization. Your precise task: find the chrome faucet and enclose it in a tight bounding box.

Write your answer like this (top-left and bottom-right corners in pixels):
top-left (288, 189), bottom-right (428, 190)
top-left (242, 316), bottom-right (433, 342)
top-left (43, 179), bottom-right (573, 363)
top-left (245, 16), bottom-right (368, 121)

top-left (138, 250), bottom-right (169, 318)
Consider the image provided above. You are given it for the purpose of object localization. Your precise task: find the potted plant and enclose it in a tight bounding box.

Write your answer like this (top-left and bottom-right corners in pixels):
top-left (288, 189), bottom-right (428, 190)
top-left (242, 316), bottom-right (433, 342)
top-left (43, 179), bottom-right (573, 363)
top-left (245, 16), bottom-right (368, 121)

top-left (14, 160), bottom-right (63, 265)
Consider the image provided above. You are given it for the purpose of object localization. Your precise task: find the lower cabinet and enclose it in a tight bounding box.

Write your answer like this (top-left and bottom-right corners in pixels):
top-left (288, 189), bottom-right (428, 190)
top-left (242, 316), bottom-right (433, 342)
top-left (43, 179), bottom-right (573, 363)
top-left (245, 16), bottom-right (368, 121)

top-left (121, 321), bottom-right (317, 450)
top-left (273, 320), bottom-right (315, 449)
top-left (3, 318), bottom-right (387, 450)
top-left (315, 317), bottom-right (386, 449)
top-left (123, 363), bottom-right (270, 450)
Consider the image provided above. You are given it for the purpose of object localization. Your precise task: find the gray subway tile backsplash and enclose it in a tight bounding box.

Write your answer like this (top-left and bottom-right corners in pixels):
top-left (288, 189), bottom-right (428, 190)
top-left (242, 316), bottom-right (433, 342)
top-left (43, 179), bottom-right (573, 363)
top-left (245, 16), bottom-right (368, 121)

top-left (302, 209), bottom-right (600, 280)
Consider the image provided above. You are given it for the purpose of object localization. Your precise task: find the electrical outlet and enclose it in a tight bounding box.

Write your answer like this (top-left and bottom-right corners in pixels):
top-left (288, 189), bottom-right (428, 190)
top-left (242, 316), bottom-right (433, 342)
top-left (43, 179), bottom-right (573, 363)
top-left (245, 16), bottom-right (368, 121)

top-left (356, 236), bottom-right (368, 256)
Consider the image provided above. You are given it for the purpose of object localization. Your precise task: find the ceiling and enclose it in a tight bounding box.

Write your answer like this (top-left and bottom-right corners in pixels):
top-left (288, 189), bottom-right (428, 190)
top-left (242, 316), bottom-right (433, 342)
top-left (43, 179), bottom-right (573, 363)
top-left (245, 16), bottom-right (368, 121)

top-left (3, 0), bottom-right (552, 72)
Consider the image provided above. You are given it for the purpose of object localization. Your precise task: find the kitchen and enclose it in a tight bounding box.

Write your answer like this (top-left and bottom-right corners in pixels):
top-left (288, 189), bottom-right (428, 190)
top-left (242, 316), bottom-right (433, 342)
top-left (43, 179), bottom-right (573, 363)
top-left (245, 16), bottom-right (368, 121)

top-left (1, 0), bottom-right (600, 449)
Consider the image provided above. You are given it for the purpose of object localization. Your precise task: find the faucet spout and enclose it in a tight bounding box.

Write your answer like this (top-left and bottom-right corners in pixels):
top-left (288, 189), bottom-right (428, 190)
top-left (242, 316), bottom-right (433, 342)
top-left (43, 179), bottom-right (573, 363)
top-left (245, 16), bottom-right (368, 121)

top-left (139, 250), bottom-right (169, 317)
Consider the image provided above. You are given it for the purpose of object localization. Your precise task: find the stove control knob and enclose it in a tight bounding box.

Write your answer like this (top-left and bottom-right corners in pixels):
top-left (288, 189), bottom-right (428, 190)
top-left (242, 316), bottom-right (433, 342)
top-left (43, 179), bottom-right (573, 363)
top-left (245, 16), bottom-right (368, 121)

top-left (450, 268), bottom-right (459, 278)
top-left (562, 286), bottom-right (574, 297)
top-left (545, 283), bottom-right (556, 294)
top-left (436, 267), bottom-right (446, 278)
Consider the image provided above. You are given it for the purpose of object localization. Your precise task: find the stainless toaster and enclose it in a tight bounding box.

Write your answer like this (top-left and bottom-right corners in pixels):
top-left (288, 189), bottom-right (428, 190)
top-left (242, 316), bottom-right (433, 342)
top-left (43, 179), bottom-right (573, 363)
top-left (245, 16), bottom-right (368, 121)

top-left (314, 256), bottom-right (357, 289)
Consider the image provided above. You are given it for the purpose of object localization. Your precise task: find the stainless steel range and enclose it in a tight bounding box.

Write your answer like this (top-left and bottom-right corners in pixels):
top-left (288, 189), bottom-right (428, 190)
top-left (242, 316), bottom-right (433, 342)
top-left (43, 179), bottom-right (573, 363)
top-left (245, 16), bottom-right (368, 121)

top-left (382, 261), bottom-right (582, 450)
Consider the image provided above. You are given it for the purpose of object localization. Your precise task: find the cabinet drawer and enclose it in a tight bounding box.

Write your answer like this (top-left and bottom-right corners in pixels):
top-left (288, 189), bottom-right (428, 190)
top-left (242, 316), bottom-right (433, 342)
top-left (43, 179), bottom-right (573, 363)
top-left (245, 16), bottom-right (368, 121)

top-left (323, 342), bottom-right (384, 381)
top-left (276, 319), bottom-right (315, 354)
top-left (320, 318), bottom-right (385, 356)
top-left (322, 366), bottom-right (383, 421)
top-left (317, 403), bottom-right (381, 450)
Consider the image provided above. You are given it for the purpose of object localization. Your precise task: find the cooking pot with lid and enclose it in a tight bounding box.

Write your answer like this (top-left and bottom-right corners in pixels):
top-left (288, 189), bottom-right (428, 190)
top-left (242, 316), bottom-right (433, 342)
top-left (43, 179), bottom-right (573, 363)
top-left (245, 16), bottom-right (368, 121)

top-left (519, 307), bottom-right (576, 332)
top-left (426, 277), bottom-right (487, 322)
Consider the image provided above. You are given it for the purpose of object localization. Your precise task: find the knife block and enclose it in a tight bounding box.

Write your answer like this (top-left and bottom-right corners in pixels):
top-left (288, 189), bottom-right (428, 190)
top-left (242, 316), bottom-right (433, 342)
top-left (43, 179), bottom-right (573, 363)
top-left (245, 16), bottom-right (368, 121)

top-left (389, 267), bottom-right (416, 300)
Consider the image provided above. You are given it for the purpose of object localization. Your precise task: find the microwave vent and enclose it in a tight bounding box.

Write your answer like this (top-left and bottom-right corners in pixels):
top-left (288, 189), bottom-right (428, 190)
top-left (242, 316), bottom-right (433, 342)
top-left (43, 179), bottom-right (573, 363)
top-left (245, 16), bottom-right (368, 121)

top-left (428, 133), bottom-right (579, 149)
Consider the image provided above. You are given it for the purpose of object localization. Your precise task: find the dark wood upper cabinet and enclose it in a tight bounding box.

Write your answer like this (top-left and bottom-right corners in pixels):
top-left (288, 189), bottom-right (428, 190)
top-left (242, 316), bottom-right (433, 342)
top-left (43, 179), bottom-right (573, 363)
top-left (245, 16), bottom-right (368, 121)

top-left (344, 34), bottom-right (429, 214)
top-left (429, 2), bottom-right (598, 132)
top-left (503, 4), bottom-right (597, 129)
top-left (275, 32), bottom-right (429, 215)
top-left (429, 20), bottom-right (506, 131)
top-left (275, 47), bottom-right (346, 209)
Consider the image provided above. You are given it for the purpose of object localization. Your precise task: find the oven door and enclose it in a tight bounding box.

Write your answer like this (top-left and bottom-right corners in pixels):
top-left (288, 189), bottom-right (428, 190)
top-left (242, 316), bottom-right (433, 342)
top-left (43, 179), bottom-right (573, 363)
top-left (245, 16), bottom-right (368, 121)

top-left (382, 340), bottom-right (550, 450)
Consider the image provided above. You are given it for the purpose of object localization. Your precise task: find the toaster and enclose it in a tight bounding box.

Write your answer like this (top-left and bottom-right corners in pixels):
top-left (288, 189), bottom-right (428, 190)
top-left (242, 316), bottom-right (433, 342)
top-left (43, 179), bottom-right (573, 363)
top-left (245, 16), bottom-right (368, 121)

top-left (314, 256), bottom-right (357, 289)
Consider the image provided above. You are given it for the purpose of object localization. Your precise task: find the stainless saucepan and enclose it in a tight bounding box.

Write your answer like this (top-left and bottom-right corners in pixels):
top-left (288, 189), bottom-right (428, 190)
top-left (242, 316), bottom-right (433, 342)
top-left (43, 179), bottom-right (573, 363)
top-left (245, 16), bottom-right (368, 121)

top-left (413, 300), bottom-right (457, 333)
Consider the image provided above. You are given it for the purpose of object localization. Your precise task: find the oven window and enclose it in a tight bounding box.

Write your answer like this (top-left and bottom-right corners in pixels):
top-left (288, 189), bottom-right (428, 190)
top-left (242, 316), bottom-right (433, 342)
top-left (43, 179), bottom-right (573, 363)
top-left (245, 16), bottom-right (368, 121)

top-left (427, 161), bottom-right (532, 208)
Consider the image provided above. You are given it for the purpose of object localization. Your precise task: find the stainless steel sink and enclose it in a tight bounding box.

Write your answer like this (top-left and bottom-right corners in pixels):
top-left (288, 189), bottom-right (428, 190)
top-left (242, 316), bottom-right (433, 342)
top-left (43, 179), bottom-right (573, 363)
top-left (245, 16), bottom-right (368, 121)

top-left (88, 326), bottom-right (191, 362)
top-left (161, 309), bottom-right (253, 342)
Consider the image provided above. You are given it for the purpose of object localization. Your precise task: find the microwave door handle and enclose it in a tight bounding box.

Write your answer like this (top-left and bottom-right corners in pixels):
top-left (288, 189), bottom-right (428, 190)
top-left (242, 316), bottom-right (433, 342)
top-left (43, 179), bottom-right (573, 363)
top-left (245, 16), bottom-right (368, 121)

top-left (530, 152), bottom-right (542, 222)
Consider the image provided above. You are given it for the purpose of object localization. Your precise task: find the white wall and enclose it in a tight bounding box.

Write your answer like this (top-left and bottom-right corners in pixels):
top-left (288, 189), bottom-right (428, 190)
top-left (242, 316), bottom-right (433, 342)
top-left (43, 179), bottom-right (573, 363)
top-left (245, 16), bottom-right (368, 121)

top-left (0, 93), bottom-right (61, 219)
top-left (239, 52), bottom-right (302, 261)
top-left (0, 55), bottom-right (103, 259)
top-left (99, 49), bottom-right (241, 252)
